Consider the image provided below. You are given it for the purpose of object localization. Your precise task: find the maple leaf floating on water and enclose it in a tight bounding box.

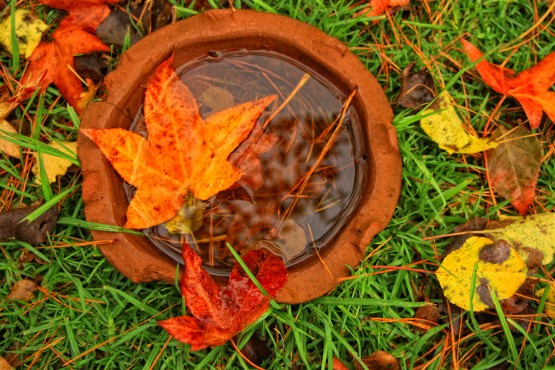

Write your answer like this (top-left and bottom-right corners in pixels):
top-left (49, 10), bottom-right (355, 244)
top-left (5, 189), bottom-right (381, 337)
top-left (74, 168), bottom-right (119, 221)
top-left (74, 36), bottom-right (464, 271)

top-left (461, 39), bottom-right (555, 129)
top-left (158, 244), bottom-right (287, 350)
top-left (83, 56), bottom-right (276, 229)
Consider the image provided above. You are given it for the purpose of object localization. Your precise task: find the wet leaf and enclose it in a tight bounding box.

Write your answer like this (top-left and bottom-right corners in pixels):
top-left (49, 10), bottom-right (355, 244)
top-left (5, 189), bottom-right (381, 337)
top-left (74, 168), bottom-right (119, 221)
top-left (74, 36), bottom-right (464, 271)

top-left (355, 351), bottom-right (400, 370)
top-left (0, 204), bottom-right (58, 244)
top-left (32, 141), bottom-right (77, 184)
top-left (461, 39), bottom-right (555, 129)
top-left (536, 285), bottom-right (555, 318)
top-left (437, 236), bottom-right (527, 311)
top-left (96, 9), bottom-right (141, 49)
top-left (397, 62), bottom-right (436, 108)
top-left (487, 126), bottom-right (541, 215)
top-left (333, 357), bottom-right (349, 370)
top-left (158, 244), bottom-right (287, 350)
top-left (0, 119), bottom-right (20, 158)
top-left (74, 54), bottom-right (107, 82)
top-left (200, 86), bottom-right (235, 113)
top-left (420, 93), bottom-right (497, 154)
top-left (0, 9), bottom-right (48, 58)
top-left (39, 0), bottom-right (119, 31)
top-left (413, 304), bottom-right (440, 332)
top-left (83, 56), bottom-right (276, 229)
top-left (0, 356), bottom-right (14, 370)
top-left (21, 23), bottom-right (109, 113)
top-left (486, 212), bottom-right (555, 265)
top-left (7, 279), bottom-right (38, 301)
top-left (355, 0), bottom-right (410, 18)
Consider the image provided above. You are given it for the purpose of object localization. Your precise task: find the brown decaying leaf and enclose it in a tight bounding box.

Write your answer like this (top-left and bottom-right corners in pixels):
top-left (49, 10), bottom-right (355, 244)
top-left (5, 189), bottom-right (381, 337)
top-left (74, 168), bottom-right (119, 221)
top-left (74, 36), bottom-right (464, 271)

top-left (397, 62), bottom-right (436, 108)
top-left (83, 56), bottom-right (276, 229)
top-left (0, 205), bottom-right (58, 244)
top-left (487, 126), bottom-right (541, 215)
top-left (354, 351), bottom-right (400, 370)
top-left (0, 356), bottom-right (14, 370)
top-left (413, 304), bottom-right (440, 332)
top-left (7, 279), bottom-right (38, 301)
top-left (96, 10), bottom-right (141, 49)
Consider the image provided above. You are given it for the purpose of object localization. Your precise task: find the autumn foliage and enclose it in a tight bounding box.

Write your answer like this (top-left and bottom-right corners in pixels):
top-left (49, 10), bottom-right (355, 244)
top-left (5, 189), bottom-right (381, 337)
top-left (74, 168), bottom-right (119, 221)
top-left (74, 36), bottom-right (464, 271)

top-left (83, 56), bottom-right (276, 229)
top-left (461, 39), bottom-right (555, 129)
top-left (158, 245), bottom-right (287, 350)
top-left (21, 0), bottom-right (118, 113)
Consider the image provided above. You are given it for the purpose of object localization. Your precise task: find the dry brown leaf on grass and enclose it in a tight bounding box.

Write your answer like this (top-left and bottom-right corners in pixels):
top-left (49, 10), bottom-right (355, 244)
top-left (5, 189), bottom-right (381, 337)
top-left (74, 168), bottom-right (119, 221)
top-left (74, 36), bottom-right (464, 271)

top-left (0, 356), bottom-right (14, 370)
top-left (0, 119), bottom-right (19, 158)
top-left (487, 126), bottom-right (541, 215)
top-left (7, 279), bottom-right (38, 301)
top-left (0, 204), bottom-right (58, 244)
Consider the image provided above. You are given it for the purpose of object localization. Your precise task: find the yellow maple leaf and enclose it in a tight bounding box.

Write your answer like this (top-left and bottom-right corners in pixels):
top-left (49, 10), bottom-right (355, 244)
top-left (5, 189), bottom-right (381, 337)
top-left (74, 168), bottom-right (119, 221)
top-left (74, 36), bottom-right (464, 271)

top-left (437, 236), bottom-right (527, 311)
top-left (0, 119), bottom-right (20, 159)
top-left (0, 9), bottom-right (48, 58)
top-left (420, 94), bottom-right (497, 154)
top-left (32, 141), bottom-right (78, 184)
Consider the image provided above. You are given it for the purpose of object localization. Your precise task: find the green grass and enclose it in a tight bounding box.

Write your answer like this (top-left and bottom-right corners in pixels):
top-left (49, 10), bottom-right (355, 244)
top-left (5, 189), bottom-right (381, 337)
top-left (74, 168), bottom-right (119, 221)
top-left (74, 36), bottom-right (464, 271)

top-left (2, 0), bottom-right (555, 368)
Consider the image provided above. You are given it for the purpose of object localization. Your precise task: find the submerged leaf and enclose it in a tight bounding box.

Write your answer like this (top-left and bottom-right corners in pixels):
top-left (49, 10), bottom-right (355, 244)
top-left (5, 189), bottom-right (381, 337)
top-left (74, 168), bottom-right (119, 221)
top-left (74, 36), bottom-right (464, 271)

top-left (420, 94), bottom-right (497, 154)
top-left (437, 236), bottom-right (527, 311)
top-left (83, 56), bottom-right (276, 229)
top-left (158, 244), bottom-right (287, 350)
top-left (487, 126), bottom-right (541, 215)
top-left (0, 9), bottom-right (48, 58)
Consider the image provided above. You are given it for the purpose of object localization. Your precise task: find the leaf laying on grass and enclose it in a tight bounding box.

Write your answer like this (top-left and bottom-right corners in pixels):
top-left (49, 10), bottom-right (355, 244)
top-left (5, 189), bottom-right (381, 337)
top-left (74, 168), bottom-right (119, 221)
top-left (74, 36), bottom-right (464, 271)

top-left (486, 213), bottom-right (555, 265)
top-left (0, 9), bottom-right (48, 57)
top-left (32, 141), bottom-right (77, 184)
top-left (158, 244), bottom-right (287, 350)
top-left (461, 39), bottom-right (555, 129)
top-left (7, 279), bottom-right (38, 301)
top-left (420, 93), bottom-right (497, 154)
top-left (437, 236), bottom-right (527, 311)
top-left (354, 351), bottom-right (400, 370)
top-left (0, 204), bottom-right (58, 244)
top-left (39, 0), bottom-right (120, 31)
top-left (0, 119), bottom-right (20, 158)
top-left (397, 62), bottom-right (436, 108)
top-left (354, 0), bottom-right (410, 18)
top-left (487, 126), bottom-right (541, 215)
top-left (0, 356), bottom-right (14, 370)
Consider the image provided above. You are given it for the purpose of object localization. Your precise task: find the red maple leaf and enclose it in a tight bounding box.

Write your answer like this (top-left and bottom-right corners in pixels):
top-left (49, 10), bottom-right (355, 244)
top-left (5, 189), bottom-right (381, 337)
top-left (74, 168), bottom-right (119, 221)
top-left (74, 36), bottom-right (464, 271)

top-left (461, 39), bottom-right (555, 129)
top-left (39, 0), bottom-right (120, 31)
top-left (21, 24), bottom-right (109, 113)
top-left (355, 0), bottom-right (410, 18)
top-left (158, 245), bottom-right (287, 350)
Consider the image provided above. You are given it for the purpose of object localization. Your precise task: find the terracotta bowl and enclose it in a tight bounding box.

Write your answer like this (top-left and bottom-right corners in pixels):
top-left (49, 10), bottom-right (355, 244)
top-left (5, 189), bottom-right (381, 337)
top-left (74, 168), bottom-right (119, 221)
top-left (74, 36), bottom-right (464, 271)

top-left (77, 9), bottom-right (401, 304)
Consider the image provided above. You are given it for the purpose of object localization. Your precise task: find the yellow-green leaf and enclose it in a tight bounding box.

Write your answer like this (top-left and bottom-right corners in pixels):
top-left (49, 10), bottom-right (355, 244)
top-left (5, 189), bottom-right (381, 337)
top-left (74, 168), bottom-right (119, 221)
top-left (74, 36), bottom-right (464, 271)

top-left (32, 141), bottom-right (77, 184)
top-left (487, 213), bottom-right (555, 265)
top-left (437, 236), bottom-right (527, 311)
top-left (420, 94), bottom-right (497, 154)
top-left (0, 9), bottom-right (48, 58)
top-left (0, 119), bottom-right (20, 158)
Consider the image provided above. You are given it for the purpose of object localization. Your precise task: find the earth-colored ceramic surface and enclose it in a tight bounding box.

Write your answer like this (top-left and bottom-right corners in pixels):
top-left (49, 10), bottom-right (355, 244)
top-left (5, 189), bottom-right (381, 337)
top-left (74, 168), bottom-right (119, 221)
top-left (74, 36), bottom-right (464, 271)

top-left (77, 9), bottom-right (401, 304)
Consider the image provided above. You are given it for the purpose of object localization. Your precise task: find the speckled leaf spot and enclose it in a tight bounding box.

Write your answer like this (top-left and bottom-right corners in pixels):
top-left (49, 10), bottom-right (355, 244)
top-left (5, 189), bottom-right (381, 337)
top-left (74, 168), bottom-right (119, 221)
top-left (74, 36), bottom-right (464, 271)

top-left (82, 56), bottom-right (276, 229)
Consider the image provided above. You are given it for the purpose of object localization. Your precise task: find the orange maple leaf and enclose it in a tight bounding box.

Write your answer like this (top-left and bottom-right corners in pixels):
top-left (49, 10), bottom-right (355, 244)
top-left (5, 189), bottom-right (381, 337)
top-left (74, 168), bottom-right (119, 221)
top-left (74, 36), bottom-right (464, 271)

top-left (39, 0), bottom-right (119, 31)
top-left (355, 0), bottom-right (409, 18)
top-left (461, 39), bottom-right (555, 129)
top-left (82, 57), bottom-right (276, 229)
top-left (21, 24), bottom-right (109, 113)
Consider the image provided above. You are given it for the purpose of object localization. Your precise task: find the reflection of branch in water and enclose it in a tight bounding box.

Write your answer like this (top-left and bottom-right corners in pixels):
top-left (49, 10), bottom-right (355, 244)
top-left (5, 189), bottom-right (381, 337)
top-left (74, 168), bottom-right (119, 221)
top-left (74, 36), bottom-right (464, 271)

top-left (278, 89), bottom-right (358, 231)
